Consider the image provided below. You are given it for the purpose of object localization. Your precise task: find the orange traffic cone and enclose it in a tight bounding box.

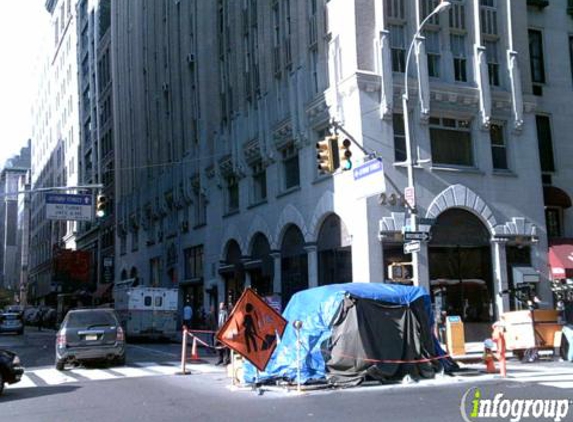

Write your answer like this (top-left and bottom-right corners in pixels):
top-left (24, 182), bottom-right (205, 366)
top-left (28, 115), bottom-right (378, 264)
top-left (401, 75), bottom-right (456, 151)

top-left (483, 339), bottom-right (497, 373)
top-left (191, 336), bottom-right (199, 361)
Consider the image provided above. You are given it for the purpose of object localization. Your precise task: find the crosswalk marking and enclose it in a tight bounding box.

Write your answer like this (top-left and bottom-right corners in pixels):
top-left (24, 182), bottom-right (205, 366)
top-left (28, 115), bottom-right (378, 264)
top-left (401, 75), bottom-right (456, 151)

top-left (70, 368), bottom-right (117, 380)
top-left (33, 368), bottom-right (79, 386)
top-left (4, 361), bottom-right (224, 391)
top-left (508, 366), bottom-right (573, 390)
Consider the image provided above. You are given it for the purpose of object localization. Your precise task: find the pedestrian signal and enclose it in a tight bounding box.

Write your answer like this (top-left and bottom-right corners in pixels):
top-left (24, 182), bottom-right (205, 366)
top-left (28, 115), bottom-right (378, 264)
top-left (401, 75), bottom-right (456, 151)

top-left (316, 135), bottom-right (339, 174)
top-left (339, 138), bottom-right (352, 171)
top-left (96, 194), bottom-right (108, 218)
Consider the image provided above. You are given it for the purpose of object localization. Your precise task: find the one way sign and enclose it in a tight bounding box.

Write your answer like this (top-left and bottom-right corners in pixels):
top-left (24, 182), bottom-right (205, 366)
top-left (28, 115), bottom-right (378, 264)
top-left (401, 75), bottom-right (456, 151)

top-left (403, 231), bottom-right (431, 242)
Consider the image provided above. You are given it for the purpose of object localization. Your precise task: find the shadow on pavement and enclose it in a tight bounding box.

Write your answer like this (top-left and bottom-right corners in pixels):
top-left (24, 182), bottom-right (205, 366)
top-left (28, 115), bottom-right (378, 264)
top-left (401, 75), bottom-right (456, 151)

top-left (1, 384), bottom-right (81, 402)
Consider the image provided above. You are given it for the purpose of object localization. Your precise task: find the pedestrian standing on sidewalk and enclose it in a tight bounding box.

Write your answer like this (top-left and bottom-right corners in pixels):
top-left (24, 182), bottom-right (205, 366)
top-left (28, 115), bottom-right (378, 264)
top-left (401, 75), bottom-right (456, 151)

top-left (183, 298), bottom-right (193, 330)
top-left (216, 302), bottom-right (230, 365)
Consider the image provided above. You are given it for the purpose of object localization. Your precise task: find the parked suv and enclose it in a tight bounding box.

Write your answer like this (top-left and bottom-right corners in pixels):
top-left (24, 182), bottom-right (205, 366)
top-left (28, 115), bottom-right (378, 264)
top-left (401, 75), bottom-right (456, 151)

top-left (55, 308), bottom-right (125, 370)
top-left (0, 313), bottom-right (24, 335)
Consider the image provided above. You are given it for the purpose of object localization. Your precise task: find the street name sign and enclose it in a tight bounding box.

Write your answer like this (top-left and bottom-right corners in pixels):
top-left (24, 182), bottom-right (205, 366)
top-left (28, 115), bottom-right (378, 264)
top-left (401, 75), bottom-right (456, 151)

top-left (352, 159), bottom-right (386, 199)
top-left (417, 217), bottom-right (437, 226)
top-left (403, 231), bottom-right (431, 242)
top-left (46, 194), bottom-right (93, 222)
top-left (403, 241), bottom-right (421, 254)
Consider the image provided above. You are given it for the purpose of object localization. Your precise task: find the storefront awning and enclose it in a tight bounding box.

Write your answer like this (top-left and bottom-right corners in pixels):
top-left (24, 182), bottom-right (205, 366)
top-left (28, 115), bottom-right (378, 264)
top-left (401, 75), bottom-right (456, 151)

top-left (549, 240), bottom-right (573, 279)
top-left (543, 186), bottom-right (572, 209)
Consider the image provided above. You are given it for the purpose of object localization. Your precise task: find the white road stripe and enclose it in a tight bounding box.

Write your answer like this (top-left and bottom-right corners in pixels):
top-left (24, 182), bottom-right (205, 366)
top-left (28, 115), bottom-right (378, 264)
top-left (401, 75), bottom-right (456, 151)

top-left (32, 369), bottom-right (79, 385)
top-left (539, 382), bottom-right (573, 389)
top-left (135, 362), bottom-right (179, 375)
top-left (69, 368), bottom-right (117, 380)
top-left (5, 375), bottom-right (36, 389)
top-left (512, 374), bottom-right (573, 382)
top-left (107, 366), bottom-right (155, 378)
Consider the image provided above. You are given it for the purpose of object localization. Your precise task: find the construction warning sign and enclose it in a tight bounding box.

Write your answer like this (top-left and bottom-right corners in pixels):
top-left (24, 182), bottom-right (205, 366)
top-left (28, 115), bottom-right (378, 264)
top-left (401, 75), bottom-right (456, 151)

top-left (216, 288), bottom-right (287, 372)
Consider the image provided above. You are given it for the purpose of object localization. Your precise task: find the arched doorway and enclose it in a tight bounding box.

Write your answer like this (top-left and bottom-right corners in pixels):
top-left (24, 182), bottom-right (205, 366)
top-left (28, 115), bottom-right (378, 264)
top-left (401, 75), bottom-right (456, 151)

top-left (429, 209), bottom-right (493, 340)
top-left (219, 240), bottom-right (244, 306)
top-left (281, 225), bottom-right (308, 308)
top-left (317, 214), bottom-right (352, 285)
top-left (247, 233), bottom-right (273, 297)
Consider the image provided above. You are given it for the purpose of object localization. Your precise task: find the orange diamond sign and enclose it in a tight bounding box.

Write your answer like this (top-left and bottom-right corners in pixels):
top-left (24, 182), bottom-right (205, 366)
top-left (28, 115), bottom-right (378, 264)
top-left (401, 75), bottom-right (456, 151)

top-left (216, 288), bottom-right (287, 372)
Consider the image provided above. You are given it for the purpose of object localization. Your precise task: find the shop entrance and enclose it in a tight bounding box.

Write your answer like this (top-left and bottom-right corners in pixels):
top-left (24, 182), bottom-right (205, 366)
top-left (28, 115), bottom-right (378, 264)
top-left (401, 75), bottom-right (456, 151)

top-left (429, 208), bottom-right (493, 342)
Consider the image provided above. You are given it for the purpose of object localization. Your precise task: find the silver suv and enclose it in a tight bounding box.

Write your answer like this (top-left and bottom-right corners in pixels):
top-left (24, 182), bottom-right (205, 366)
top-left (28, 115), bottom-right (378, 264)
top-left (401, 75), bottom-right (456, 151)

top-left (55, 309), bottom-right (125, 370)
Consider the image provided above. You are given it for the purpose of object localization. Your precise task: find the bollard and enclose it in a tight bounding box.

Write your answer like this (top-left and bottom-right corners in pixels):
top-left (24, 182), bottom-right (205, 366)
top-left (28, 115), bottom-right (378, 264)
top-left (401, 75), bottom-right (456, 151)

top-left (293, 320), bottom-right (303, 393)
top-left (180, 326), bottom-right (190, 375)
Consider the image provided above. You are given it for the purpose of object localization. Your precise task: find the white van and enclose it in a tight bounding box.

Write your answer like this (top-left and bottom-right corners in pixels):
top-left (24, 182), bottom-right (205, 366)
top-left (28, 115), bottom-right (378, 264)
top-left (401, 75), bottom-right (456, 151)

top-left (113, 280), bottom-right (178, 340)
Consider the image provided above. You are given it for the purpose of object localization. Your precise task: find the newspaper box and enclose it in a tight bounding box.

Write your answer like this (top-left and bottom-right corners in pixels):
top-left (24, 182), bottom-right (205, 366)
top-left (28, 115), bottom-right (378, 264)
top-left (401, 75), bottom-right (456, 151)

top-left (446, 315), bottom-right (466, 356)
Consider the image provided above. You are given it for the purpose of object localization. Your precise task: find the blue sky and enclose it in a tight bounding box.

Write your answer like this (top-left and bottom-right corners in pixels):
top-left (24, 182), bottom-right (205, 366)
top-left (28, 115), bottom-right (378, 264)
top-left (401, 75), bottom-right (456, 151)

top-left (0, 1), bottom-right (50, 167)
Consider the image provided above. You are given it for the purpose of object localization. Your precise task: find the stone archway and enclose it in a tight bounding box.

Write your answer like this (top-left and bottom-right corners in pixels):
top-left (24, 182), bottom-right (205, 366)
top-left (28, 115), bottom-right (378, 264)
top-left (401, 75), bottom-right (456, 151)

top-left (429, 208), bottom-right (493, 341)
top-left (247, 233), bottom-right (273, 296)
top-left (317, 213), bottom-right (352, 285)
top-left (220, 239), bottom-right (244, 305)
top-left (280, 224), bottom-right (308, 308)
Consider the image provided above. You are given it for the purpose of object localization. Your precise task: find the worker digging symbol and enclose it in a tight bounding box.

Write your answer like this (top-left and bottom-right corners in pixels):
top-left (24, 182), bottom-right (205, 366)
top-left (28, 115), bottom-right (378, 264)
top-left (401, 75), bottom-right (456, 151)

top-left (243, 303), bottom-right (259, 354)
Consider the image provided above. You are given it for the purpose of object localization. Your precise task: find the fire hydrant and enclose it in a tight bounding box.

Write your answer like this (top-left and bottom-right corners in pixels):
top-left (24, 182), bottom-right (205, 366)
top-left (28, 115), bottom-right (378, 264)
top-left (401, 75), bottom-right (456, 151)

top-left (483, 339), bottom-right (497, 373)
top-left (492, 322), bottom-right (507, 377)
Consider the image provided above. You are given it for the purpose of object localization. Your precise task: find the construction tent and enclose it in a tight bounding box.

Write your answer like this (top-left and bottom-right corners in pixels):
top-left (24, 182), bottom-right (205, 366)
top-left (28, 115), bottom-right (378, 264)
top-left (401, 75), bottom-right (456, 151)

top-left (243, 283), bottom-right (447, 386)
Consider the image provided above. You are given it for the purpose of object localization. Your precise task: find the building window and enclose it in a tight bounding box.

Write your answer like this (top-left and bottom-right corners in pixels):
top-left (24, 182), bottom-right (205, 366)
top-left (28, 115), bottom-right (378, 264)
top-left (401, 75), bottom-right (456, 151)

top-left (535, 115), bottom-right (555, 173)
top-left (545, 208), bottom-right (562, 238)
top-left (393, 114), bottom-right (406, 162)
top-left (120, 233), bottom-right (126, 255)
top-left (485, 40), bottom-right (500, 86)
top-left (385, 0), bottom-right (405, 20)
top-left (282, 145), bottom-right (300, 190)
top-left (131, 229), bottom-right (139, 252)
top-left (424, 30), bottom-right (441, 78)
top-left (451, 34), bottom-right (467, 82)
top-left (226, 175), bottom-right (239, 213)
top-left (528, 30), bottom-right (545, 85)
top-left (490, 123), bottom-right (508, 170)
top-left (150, 257), bottom-right (162, 287)
top-left (194, 190), bottom-right (207, 227)
top-left (251, 161), bottom-right (267, 204)
top-left (184, 245), bottom-right (204, 280)
top-left (429, 117), bottom-right (473, 167)
top-left (388, 25), bottom-right (406, 73)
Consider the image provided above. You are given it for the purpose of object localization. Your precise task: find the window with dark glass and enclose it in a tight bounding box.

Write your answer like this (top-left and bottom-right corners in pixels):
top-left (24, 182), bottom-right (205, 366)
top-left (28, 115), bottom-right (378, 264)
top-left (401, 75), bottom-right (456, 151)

top-left (393, 114), bottom-right (406, 162)
top-left (528, 29), bottom-right (545, 84)
top-left (424, 30), bottom-right (441, 78)
top-left (535, 115), bottom-right (555, 172)
top-left (282, 145), bottom-right (300, 190)
top-left (252, 162), bottom-right (267, 203)
top-left (389, 24), bottom-right (406, 73)
top-left (545, 208), bottom-right (562, 238)
top-left (430, 117), bottom-right (473, 166)
top-left (485, 40), bottom-right (500, 86)
top-left (227, 175), bottom-right (239, 212)
top-left (451, 34), bottom-right (467, 82)
top-left (490, 123), bottom-right (508, 170)
top-left (184, 245), bottom-right (204, 280)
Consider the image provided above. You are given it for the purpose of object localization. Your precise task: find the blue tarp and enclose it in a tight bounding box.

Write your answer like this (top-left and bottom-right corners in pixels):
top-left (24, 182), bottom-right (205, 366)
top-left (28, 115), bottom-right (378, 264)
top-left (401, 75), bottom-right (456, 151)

top-left (243, 282), bottom-right (435, 384)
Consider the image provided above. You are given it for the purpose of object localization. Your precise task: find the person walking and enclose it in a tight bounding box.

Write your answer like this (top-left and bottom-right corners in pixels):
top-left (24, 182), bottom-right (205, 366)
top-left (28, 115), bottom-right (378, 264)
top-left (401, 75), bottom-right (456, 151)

top-left (182, 298), bottom-right (193, 330)
top-left (216, 302), bottom-right (230, 365)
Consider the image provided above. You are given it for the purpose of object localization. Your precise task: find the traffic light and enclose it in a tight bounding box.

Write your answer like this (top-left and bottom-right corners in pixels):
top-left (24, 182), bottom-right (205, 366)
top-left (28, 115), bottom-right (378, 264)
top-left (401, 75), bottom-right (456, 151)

top-left (316, 135), bottom-right (338, 174)
top-left (339, 138), bottom-right (352, 171)
top-left (388, 262), bottom-right (413, 282)
top-left (96, 194), bottom-right (108, 218)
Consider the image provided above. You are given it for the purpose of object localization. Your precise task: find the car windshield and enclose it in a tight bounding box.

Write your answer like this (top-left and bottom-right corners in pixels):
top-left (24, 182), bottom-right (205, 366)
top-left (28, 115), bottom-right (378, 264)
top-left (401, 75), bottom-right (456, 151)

top-left (64, 311), bottom-right (116, 329)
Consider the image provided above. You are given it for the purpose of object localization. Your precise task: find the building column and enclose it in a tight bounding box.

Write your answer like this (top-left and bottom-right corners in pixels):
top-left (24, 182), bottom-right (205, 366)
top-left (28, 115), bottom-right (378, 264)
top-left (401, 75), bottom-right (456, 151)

top-left (415, 240), bottom-right (431, 293)
top-left (492, 239), bottom-right (509, 319)
top-left (270, 251), bottom-right (282, 296)
top-left (304, 243), bottom-right (318, 288)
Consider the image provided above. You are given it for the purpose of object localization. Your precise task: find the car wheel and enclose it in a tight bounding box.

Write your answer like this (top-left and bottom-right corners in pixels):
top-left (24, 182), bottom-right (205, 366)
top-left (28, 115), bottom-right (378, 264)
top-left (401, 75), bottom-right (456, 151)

top-left (55, 359), bottom-right (65, 371)
top-left (0, 372), bottom-right (4, 396)
top-left (115, 354), bottom-right (126, 366)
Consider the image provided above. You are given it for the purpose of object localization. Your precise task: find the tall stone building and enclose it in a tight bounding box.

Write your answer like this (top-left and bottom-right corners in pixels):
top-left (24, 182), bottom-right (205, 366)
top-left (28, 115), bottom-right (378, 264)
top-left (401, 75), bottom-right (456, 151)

top-left (110, 0), bottom-right (571, 336)
top-left (75, 0), bottom-right (115, 305)
top-left (29, 0), bottom-right (81, 305)
top-left (0, 142), bottom-right (31, 292)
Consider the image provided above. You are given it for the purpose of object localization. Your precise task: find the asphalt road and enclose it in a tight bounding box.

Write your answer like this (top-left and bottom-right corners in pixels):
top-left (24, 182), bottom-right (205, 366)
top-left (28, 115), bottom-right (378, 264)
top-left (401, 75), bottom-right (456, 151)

top-left (3, 330), bottom-right (573, 422)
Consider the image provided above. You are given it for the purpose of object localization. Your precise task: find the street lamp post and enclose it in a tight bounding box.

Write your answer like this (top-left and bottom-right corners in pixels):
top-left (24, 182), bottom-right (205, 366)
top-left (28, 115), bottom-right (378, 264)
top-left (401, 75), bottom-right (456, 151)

top-left (402, 1), bottom-right (451, 287)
